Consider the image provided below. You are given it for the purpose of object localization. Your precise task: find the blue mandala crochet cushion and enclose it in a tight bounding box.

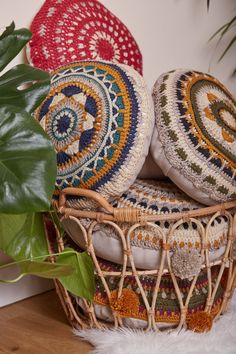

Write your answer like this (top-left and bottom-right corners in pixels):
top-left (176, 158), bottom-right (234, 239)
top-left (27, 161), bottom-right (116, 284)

top-left (150, 69), bottom-right (236, 205)
top-left (34, 60), bottom-right (154, 208)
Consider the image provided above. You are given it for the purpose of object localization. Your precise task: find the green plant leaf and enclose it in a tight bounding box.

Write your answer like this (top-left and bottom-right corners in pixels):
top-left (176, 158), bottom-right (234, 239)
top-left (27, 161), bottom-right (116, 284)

top-left (57, 248), bottom-right (95, 302)
top-left (49, 210), bottom-right (65, 238)
top-left (220, 16), bottom-right (236, 38)
top-left (0, 105), bottom-right (56, 214)
top-left (208, 15), bottom-right (236, 68)
top-left (19, 260), bottom-right (74, 278)
top-left (207, 0), bottom-right (210, 11)
top-left (0, 213), bottom-right (26, 252)
top-left (209, 23), bottom-right (228, 42)
top-left (0, 22), bottom-right (15, 40)
top-left (208, 17), bottom-right (236, 42)
top-left (0, 213), bottom-right (48, 261)
top-left (218, 35), bottom-right (236, 61)
top-left (0, 23), bottom-right (31, 72)
top-left (0, 64), bottom-right (50, 113)
top-left (0, 260), bottom-right (74, 281)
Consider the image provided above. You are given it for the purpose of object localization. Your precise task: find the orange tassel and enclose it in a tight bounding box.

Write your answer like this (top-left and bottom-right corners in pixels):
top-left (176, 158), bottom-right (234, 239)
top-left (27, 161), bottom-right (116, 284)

top-left (187, 311), bottom-right (213, 333)
top-left (110, 288), bottom-right (139, 317)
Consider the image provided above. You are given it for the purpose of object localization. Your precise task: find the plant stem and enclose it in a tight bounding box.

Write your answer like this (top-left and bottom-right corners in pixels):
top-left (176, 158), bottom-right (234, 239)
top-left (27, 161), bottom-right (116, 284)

top-left (0, 274), bottom-right (25, 283)
top-left (0, 250), bottom-right (78, 270)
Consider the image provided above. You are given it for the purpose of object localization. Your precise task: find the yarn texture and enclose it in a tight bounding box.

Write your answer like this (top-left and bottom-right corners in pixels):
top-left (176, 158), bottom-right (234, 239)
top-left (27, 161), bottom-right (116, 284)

top-left (151, 69), bottom-right (236, 205)
top-left (34, 61), bottom-right (153, 207)
top-left (75, 256), bottom-right (225, 326)
top-left (187, 311), bottom-right (213, 333)
top-left (171, 248), bottom-right (202, 280)
top-left (28, 0), bottom-right (143, 74)
top-left (110, 289), bottom-right (140, 317)
top-left (63, 179), bottom-right (228, 269)
top-left (97, 179), bottom-right (229, 252)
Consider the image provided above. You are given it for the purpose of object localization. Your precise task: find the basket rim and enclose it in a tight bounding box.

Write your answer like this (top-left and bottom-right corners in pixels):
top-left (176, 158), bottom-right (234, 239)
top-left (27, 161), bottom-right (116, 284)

top-left (56, 187), bottom-right (236, 223)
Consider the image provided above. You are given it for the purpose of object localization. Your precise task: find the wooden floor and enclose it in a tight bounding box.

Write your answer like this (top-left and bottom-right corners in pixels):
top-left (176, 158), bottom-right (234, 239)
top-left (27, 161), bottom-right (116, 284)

top-left (0, 290), bottom-right (92, 354)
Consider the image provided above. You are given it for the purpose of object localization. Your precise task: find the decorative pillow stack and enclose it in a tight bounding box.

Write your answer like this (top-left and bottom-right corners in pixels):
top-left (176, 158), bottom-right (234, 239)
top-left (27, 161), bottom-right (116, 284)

top-left (28, 0), bottom-right (142, 74)
top-left (34, 61), bottom-right (154, 207)
top-left (30, 0), bottom-right (235, 330)
top-left (150, 69), bottom-right (236, 205)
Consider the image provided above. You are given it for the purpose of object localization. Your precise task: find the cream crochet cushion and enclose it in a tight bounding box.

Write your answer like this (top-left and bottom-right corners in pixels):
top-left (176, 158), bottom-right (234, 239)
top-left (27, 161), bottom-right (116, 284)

top-left (34, 61), bottom-right (154, 208)
top-left (150, 69), bottom-right (236, 205)
top-left (63, 179), bottom-right (228, 269)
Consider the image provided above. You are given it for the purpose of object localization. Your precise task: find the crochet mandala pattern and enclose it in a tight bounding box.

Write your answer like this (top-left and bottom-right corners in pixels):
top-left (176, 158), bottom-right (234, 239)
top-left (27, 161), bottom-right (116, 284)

top-left (151, 69), bottom-right (236, 205)
top-left (28, 0), bottom-right (142, 74)
top-left (34, 61), bottom-right (153, 207)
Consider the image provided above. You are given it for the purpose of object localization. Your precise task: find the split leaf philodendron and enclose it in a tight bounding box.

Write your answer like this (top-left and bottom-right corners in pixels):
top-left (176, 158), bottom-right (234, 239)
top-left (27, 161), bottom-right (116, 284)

top-left (0, 23), bottom-right (95, 302)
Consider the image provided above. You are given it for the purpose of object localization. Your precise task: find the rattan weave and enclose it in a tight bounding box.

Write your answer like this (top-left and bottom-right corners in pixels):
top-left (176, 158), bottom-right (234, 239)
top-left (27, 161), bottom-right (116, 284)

top-left (49, 188), bottom-right (236, 332)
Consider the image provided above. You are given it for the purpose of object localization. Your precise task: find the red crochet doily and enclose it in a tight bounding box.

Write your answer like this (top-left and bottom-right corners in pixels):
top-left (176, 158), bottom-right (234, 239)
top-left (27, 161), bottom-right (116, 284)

top-left (28, 0), bottom-right (143, 74)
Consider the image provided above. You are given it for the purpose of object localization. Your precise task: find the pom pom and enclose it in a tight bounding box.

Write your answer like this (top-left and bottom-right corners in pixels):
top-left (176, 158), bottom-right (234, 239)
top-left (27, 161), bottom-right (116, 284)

top-left (110, 288), bottom-right (140, 317)
top-left (171, 248), bottom-right (202, 280)
top-left (187, 311), bottom-right (213, 333)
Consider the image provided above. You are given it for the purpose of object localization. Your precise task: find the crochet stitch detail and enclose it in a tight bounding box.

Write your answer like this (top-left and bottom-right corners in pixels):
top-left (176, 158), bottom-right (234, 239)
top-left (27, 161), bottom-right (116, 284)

top-left (94, 179), bottom-right (228, 251)
top-left (28, 0), bottom-right (143, 74)
top-left (34, 61), bottom-right (153, 208)
top-left (152, 69), bottom-right (236, 203)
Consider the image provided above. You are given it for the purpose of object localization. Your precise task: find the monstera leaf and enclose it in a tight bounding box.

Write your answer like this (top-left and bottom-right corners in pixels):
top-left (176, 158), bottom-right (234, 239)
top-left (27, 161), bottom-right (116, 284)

top-left (0, 23), bottom-right (56, 278)
top-left (0, 23), bottom-right (95, 299)
top-left (57, 248), bottom-right (95, 302)
top-left (0, 212), bottom-right (74, 281)
top-left (0, 22), bottom-right (31, 72)
top-left (0, 64), bottom-right (50, 113)
top-left (0, 213), bottom-right (48, 261)
top-left (0, 106), bottom-right (56, 213)
top-left (0, 22), bottom-right (55, 213)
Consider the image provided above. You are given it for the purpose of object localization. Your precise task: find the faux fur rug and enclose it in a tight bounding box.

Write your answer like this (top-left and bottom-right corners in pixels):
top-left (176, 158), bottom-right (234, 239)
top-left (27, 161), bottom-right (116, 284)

top-left (74, 295), bottom-right (236, 354)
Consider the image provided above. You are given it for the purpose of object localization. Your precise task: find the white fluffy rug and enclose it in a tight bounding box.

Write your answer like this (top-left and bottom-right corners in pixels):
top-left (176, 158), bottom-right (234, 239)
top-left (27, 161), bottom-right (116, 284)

top-left (74, 295), bottom-right (236, 354)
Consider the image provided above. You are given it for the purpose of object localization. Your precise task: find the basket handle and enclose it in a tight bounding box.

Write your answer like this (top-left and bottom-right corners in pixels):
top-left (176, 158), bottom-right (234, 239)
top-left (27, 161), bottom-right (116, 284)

top-left (58, 187), bottom-right (142, 223)
top-left (58, 187), bottom-right (114, 213)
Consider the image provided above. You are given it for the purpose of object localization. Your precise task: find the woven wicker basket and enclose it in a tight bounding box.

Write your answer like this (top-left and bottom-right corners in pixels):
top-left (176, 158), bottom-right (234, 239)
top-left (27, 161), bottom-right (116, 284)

top-left (50, 187), bottom-right (236, 333)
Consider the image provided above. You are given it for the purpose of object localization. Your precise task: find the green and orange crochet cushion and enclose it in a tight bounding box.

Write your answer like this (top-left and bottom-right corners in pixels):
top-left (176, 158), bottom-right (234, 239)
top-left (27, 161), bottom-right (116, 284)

top-left (34, 61), bottom-right (154, 208)
top-left (75, 255), bottom-right (225, 329)
top-left (150, 69), bottom-right (236, 205)
top-left (63, 179), bottom-right (229, 270)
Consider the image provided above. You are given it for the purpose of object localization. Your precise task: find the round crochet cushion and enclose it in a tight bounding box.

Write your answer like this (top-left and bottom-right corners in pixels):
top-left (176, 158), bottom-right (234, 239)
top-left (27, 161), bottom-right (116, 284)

top-left (74, 256), bottom-right (225, 328)
top-left (150, 69), bottom-right (236, 205)
top-left (63, 179), bottom-right (228, 269)
top-left (34, 61), bottom-right (154, 207)
top-left (28, 0), bottom-right (143, 74)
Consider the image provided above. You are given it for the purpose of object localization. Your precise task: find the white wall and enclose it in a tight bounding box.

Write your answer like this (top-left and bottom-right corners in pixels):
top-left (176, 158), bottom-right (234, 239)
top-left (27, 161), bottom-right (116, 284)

top-left (101, 0), bottom-right (236, 95)
top-left (0, 251), bottom-right (53, 307)
top-left (1, 0), bottom-right (236, 93)
top-left (0, 0), bottom-right (235, 306)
